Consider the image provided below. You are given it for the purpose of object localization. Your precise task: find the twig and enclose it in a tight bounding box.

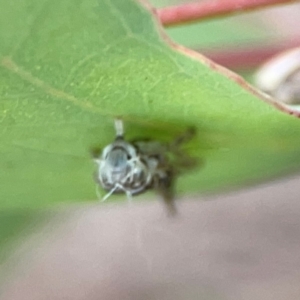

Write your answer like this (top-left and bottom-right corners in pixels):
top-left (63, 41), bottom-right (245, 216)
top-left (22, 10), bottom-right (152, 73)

top-left (158, 0), bottom-right (298, 27)
top-left (200, 37), bottom-right (300, 70)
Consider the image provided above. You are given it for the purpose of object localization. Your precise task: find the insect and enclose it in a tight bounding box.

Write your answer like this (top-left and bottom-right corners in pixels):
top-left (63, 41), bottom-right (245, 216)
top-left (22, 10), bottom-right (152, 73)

top-left (93, 119), bottom-right (169, 200)
top-left (93, 119), bottom-right (196, 213)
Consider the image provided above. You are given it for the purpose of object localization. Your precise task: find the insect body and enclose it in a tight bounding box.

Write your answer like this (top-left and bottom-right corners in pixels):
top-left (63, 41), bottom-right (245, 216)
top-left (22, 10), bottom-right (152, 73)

top-left (94, 119), bottom-right (165, 201)
top-left (93, 119), bottom-right (196, 214)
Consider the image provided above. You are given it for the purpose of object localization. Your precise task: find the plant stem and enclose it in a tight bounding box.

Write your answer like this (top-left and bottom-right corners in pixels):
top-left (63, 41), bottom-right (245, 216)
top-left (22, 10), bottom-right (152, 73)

top-left (158, 0), bottom-right (297, 27)
top-left (200, 37), bottom-right (300, 70)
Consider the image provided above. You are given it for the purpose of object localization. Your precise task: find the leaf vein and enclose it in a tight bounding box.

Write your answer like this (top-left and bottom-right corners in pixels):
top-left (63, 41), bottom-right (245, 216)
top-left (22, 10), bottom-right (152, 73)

top-left (0, 56), bottom-right (109, 116)
top-left (104, 0), bottom-right (134, 37)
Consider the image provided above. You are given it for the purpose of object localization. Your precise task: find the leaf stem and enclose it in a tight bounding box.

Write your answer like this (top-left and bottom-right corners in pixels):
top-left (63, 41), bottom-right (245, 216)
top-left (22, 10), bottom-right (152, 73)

top-left (200, 37), bottom-right (300, 70)
top-left (157, 0), bottom-right (297, 27)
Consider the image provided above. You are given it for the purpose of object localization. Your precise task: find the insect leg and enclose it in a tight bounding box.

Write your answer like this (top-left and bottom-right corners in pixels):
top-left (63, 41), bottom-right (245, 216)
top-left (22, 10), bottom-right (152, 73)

top-left (125, 190), bottom-right (133, 202)
top-left (153, 169), bottom-right (177, 216)
top-left (114, 118), bottom-right (124, 138)
top-left (101, 184), bottom-right (121, 202)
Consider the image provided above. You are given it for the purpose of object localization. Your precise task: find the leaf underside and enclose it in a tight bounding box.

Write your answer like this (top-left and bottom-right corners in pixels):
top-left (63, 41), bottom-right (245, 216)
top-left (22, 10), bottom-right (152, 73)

top-left (1, 0), bottom-right (300, 209)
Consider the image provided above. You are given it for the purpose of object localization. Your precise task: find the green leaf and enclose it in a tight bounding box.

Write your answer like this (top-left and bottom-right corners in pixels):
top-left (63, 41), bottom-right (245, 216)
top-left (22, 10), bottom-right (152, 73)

top-left (1, 0), bottom-right (300, 209)
top-left (0, 211), bottom-right (50, 265)
top-left (150, 0), bottom-right (278, 49)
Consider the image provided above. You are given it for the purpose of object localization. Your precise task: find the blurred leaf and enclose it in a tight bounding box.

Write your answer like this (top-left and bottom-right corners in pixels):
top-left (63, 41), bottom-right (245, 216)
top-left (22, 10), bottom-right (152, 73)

top-left (150, 0), bottom-right (272, 49)
top-left (165, 19), bottom-right (270, 49)
top-left (0, 211), bottom-right (49, 264)
top-left (1, 0), bottom-right (300, 210)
